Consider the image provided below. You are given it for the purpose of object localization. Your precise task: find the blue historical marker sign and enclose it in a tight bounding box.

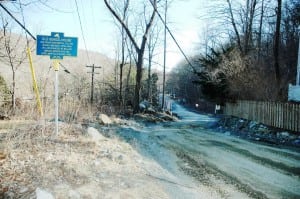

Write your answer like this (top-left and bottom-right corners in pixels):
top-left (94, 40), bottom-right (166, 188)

top-left (36, 32), bottom-right (78, 59)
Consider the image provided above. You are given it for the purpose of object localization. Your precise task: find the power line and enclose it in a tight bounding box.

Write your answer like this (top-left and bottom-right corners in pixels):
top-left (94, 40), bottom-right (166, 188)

top-left (90, 0), bottom-right (97, 64)
top-left (36, 1), bottom-right (73, 13)
top-left (74, 0), bottom-right (90, 64)
top-left (148, 0), bottom-right (197, 73)
top-left (0, 3), bottom-right (72, 75)
top-left (0, 3), bottom-right (35, 40)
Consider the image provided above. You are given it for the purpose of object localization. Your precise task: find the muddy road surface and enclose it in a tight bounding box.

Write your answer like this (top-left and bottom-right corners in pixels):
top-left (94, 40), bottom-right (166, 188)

top-left (114, 103), bottom-right (300, 199)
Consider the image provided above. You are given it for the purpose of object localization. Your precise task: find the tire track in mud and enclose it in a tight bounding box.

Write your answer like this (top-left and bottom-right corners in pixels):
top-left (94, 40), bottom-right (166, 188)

top-left (157, 129), bottom-right (300, 199)
top-left (170, 128), bottom-right (300, 177)
top-left (115, 122), bottom-right (300, 198)
top-left (175, 150), bottom-right (269, 199)
top-left (204, 140), bottom-right (300, 177)
top-left (175, 149), bottom-right (300, 199)
top-left (263, 147), bottom-right (300, 161)
top-left (163, 141), bottom-right (269, 199)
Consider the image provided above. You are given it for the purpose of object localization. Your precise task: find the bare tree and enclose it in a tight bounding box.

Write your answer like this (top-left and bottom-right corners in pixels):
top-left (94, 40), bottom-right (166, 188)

top-left (124, 37), bottom-right (136, 107)
top-left (104, 0), bottom-right (157, 113)
top-left (244, 0), bottom-right (257, 53)
top-left (171, 0), bottom-right (298, 103)
top-left (0, 17), bottom-right (27, 111)
top-left (117, 0), bottom-right (129, 106)
top-left (257, 0), bottom-right (265, 57)
top-left (225, 0), bottom-right (258, 55)
top-left (146, 17), bottom-right (161, 102)
top-left (226, 0), bottom-right (243, 53)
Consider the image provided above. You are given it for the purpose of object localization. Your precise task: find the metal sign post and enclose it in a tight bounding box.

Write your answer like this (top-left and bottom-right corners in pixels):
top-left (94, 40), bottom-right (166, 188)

top-left (53, 60), bottom-right (60, 135)
top-left (36, 32), bottom-right (78, 135)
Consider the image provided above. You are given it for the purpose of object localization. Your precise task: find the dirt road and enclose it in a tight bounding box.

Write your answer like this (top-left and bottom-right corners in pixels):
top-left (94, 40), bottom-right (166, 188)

top-left (1, 103), bottom-right (299, 198)
top-left (114, 103), bottom-right (300, 199)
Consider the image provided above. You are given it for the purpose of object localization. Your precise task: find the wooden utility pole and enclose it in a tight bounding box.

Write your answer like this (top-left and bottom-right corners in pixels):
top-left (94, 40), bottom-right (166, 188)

top-left (86, 64), bottom-right (101, 103)
top-left (274, 0), bottom-right (282, 88)
top-left (162, 0), bottom-right (167, 110)
top-left (297, 33), bottom-right (300, 85)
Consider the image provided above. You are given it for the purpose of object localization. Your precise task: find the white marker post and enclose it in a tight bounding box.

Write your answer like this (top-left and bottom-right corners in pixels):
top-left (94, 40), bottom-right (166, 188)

top-left (53, 60), bottom-right (60, 135)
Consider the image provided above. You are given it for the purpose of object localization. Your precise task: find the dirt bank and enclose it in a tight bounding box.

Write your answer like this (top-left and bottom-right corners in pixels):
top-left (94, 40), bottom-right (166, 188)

top-left (0, 121), bottom-right (171, 198)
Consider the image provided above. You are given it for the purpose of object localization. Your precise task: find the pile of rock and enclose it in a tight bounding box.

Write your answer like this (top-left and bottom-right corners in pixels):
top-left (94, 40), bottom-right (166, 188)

top-left (215, 116), bottom-right (300, 147)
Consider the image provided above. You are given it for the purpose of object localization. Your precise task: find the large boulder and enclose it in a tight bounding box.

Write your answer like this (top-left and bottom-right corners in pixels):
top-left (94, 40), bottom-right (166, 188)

top-left (87, 127), bottom-right (106, 141)
top-left (98, 114), bottom-right (112, 125)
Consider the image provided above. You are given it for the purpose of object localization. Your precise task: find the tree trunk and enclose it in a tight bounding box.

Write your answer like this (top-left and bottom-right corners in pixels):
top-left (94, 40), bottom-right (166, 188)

top-left (274, 0), bottom-right (282, 94)
top-left (119, 1), bottom-right (129, 107)
top-left (104, 0), bottom-right (157, 113)
top-left (257, 0), bottom-right (264, 58)
top-left (125, 55), bottom-right (132, 107)
top-left (120, 29), bottom-right (124, 105)
top-left (119, 62), bottom-right (123, 105)
top-left (12, 70), bottom-right (15, 110)
top-left (244, 0), bottom-right (257, 54)
top-left (134, 52), bottom-right (144, 113)
top-left (227, 0), bottom-right (243, 54)
top-left (147, 48), bottom-right (152, 101)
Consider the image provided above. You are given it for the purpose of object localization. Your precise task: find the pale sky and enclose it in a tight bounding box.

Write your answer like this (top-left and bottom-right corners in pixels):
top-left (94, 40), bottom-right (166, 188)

top-left (1, 0), bottom-right (204, 70)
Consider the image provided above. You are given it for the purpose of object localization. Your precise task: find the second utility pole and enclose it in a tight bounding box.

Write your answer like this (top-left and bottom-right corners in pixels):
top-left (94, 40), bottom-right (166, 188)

top-left (86, 64), bottom-right (101, 104)
top-left (162, 0), bottom-right (167, 110)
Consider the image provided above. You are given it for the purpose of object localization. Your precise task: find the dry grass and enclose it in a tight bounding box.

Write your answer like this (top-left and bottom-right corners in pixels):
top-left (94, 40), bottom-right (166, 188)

top-left (0, 121), bottom-right (91, 198)
top-left (0, 97), bottom-right (99, 123)
top-left (0, 117), bottom-right (170, 198)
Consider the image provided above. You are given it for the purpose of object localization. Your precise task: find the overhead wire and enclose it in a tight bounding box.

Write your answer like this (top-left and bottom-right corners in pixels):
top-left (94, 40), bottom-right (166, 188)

top-left (90, 0), bottom-right (97, 64)
top-left (0, 3), bottom-right (35, 40)
top-left (7, 1), bottom-right (81, 103)
top-left (74, 0), bottom-right (90, 64)
top-left (37, 1), bottom-right (73, 13)
top-left (148, 0), bottom-right (197, 73)
top-left (0, 2), bottom-right (72, 74)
